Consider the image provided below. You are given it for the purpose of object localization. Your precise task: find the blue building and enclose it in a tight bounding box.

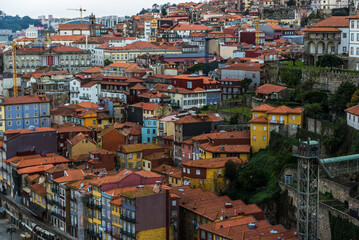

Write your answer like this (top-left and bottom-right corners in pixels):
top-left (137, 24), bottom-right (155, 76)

top-left (206, 89), bottom-right (221, 105)
top-left (141, 118), bottom-right (157, 143)
top-left (0, 95), bottom-right (51, 134)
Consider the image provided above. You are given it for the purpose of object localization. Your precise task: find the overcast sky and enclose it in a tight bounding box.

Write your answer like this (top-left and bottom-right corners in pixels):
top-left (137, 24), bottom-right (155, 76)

top-left (2, 0), bottom-right (198, 18)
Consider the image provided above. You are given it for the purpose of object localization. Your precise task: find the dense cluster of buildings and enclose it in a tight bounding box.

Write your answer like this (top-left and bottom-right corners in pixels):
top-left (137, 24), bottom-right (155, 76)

top-left (5, 0), bottom-right (359, 239)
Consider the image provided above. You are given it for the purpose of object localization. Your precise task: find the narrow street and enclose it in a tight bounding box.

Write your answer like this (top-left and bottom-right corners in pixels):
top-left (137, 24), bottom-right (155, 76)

top-left (0, 218), bottom-right (25, 240)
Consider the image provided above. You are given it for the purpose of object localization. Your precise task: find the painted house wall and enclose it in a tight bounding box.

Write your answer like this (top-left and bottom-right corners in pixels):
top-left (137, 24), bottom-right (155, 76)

top-left (141, 119), bottom-right (158, 143)
top-left (4, 102), bottom-right (50, 131)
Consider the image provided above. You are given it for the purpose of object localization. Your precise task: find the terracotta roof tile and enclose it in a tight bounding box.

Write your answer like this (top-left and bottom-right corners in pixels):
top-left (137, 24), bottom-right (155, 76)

top-left (251, 104), bottom-right (275, 112)
top-left (118, 143), bottom-right (162, 153)
top-left (53, 169), bottom-right (86, 183)
top-left (249, 116), bottom-right (268, 124)
top-left (182, 157), bottom-right (244, 168)
top-left (1, 95), bottom-right (50, 105)
top-left (68, 133), bottom-right (96, 146)
top-left (346, 104), bottom-right (359, 116)
top-left (199, 143), bottom-right (250, 153)
top-left (256, 84), bottom-right (287, 95)
top-left (17, 164), bottom-right (55, 175)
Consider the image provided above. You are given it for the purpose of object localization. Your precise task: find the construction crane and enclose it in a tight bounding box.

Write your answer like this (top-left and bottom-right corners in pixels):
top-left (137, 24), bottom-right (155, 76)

top-left (67, 7), bottom-right (86, 24)
top-left (11, 41), bottom-right (18, 97)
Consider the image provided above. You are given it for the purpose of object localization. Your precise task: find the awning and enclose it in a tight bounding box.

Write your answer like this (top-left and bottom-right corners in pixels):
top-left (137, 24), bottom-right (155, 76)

top-left (28, 203), bottom-right (46, 217)
top-left (0, 207), bottom-right (5, 213)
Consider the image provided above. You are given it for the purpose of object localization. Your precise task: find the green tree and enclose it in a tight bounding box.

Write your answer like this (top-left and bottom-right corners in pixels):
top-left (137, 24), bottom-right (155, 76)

top-left (287, 0), bottom-right (296, 6)
top-left (280, 68), bottom-right (302, 87)
top-left (229, 113), bottom-right (240, 124)
top-left (281, 51), bottom-right (303, 66)
top-left (161, 8), bottom-right (167, 16)
top-left (329, 81), bottom-right (357, 113)
top-left (346, 89), bottom-right (359, 108)
top-left (104, 59), bottom-right (113, 67)
top-left (224, 160), bottom-right (242, 190)
top-left (240, 78), bottom-right (252, 93)
top-left (316, 54), bottom-right (344, 70)
top-left (238, 165), bottom-right (266, 191)
top-left (305, 103), bottom-right (323, 119)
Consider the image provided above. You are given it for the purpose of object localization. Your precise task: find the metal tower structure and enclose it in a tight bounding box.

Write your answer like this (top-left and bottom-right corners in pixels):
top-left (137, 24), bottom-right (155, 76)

top-left (293, 139), bottom-right (320, 240)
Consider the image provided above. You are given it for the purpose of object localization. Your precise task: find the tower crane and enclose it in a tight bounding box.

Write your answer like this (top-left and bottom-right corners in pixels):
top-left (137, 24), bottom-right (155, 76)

top-left (11, 41), bottom-right (18, 97)
top-left (67, 7), bottom-right (87, 24)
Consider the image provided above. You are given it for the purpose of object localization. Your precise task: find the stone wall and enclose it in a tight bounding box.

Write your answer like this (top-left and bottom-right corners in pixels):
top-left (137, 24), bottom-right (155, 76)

top-left (217, 110), bottom-right (250, 124)
top-left (319, 178), bottom-right (359, 209)
top-left (305, 117), bottom-right (334, 136)
top-left (279, 180), bottom-right (359, 240)
top-left (269, 64), bottom-right (359, 94)
top-left (217, 124), bottom-right (250, 132)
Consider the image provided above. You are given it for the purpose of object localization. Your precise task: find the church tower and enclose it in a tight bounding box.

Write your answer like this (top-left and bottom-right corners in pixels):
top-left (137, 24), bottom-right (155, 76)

top-left (89, 13), bottom-right (96, 37)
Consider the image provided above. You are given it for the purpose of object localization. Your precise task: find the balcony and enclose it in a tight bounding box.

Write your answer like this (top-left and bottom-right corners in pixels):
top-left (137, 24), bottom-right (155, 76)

top-left (120, 228), bottom-right (135, 238)
top-left (51, 188), bottom-right (59, 193)
top-left (87, 229), bottom-right (102, 238)
top-left (120, 215), bottom-right (136, 223)
top-left (79, 96), bottom-right (90, 100)
top-left (51, 199), bottom-right (60, 205)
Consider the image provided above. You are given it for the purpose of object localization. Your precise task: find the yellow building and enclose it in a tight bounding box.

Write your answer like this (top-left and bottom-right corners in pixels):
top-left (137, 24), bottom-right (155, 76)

top-left (103, 41), bottom-right (181, 63)
top-left (29, 183), bottom-right (47, 209)
top-left (117, 142), bottom-right (162, 169)
top-left (250, 104), bottom-right (304, 153)
top-left (198, 143), bottom-right (250, 161)
top-left (182, 157), bottom-right (244, 193)
top-left (149, 19), bottom-right (158, 42)
top-left (152, 164), bottom-right (183, 187)
top-left (87, 185), bottom-right (102, 240)
top-left (110, 197), bottom-right (122, 239)
top-left (67, 132), bottom-right (97, 158)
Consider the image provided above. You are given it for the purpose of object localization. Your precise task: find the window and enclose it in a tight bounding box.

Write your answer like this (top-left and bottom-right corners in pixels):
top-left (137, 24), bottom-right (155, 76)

top-left (136, 152), bottom-right (141, 158)
top-left (254, 113), bottom-right (258, 118)
top-left (187, 81), bottom-right (192, 89)
top-left (351, 20), bottom-right (355, 28)
top-left (200, 180), bottom-right (204, 185)
top-left (343, 46), bottom-right (347, 52)
top-left (34, 112), bottom-right (38, 117)
top-left (147, 129), bottom-right (150, 134)
top-left (351, 33), bottom-right (354, 41)
top-left (357, 47), bottom-right (359, 55)
top-left (16, 113), bottom-right (20, 118)
top-left (171, 211), bottom-right (177, 217)
top-left (187, 168), bottom-right (190, 174)
top-left (252, 135), bottom-right (256, 140)
top-left (218, 170), bottom-right (222, 175)
top-left (16, 105), bottom-right (20, 111)
top-left (147, 162), bottom-right (150, 168)
top-left (284, 175), bottom-right (293, 184)
top-left (253, 125), bottom-right (256, 130)
top-left (25, 104), bottom-right (29, 110)
top-left (351, 47), bottom-right (354, 55)
top-left (263, 126), bottom-right (267, 131)
top-left (6, 106), bottom-right (10, 111)
top-left (7, 121), bottom-right (11, 126)
top-left (357, 21), bottom-right (359, 29)
top-left (129, 153), bottom-right (133, 159)
top-left (16, 120), bottom-right (20, 126)
top-left (93, 120), bottom-right (96, 125)
top-left (172, 200), bottom-right (176, 206)
top-left (34, 104), bottom-right (38, 109)
top-left (343, 33), bottom-right (347, 38)
top-left (263, 136), bottom-right (267, 140)
top-left (183, 168), bottom-right (186, 173)
top-left (201, 230), bottom-right (206, 239)
top-left (196, 170), bottom-right (201, 175)
top-left (292, 115), bottom-right (295, 120)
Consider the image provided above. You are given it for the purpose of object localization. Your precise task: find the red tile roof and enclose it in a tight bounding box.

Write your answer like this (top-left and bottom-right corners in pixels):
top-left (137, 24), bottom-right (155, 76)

top-left (251, 104), bottom-right (276, 112)
top-left (29, 182), bottom-right (46, 196)
top-left (17, 164), bottom-right (55, 174)
top-left (5, 127), bottom-right (55, 135)
top-left (6, 153), bottom-right (70, 169)
top-left (130, 102), bottom-right (159, 111)
top-left (58, 24), bottom-right (90, 30)
top-left (172, 24), bottom-right (212, 31)
top-left (303, 28), bottom-right (341, 32)
top-left (249, 116), bottom-right (268, 124)
top-left (175, 114), bottom-right (223, 124)
top-left (1, 95), bottom-right (50, 105)
top-left (182, 157), bottom-right (244, 168)
top-left (50, 35), bottom-right (86, 41)
top-left (256, 84), bottom-right (287, 95)
top-left (68, 133), bottom-right (97, 146)
top-left (345, 104), bottom-right (359, 116)
top-left (199, 143), bottom-right (250, 153)
top-left (311, 16), bottom-right (349, 28)
top-left (53, 169), bottom-right (86, 183)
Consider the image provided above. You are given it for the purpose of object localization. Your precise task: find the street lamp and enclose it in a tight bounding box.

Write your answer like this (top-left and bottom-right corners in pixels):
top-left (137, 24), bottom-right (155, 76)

top-left (6, 226), bottom-right (16, 240)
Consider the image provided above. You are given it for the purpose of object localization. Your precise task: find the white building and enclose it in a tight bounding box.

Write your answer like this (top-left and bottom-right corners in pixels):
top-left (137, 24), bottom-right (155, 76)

top-left (25, 24), bottom-right (38, 38)
top-left (144, 21), bottom-right (151, 40)
top-left (345, 105), bottom-right (359, 130)
top-left (70, 79), bottom-right (100, 104)
top-left (349, 14), bottom-right (359, 70)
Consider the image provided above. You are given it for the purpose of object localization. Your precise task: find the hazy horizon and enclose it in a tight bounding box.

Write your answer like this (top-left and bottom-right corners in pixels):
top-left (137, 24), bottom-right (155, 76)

top-left (1, 0), bottom-right (199, 19)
